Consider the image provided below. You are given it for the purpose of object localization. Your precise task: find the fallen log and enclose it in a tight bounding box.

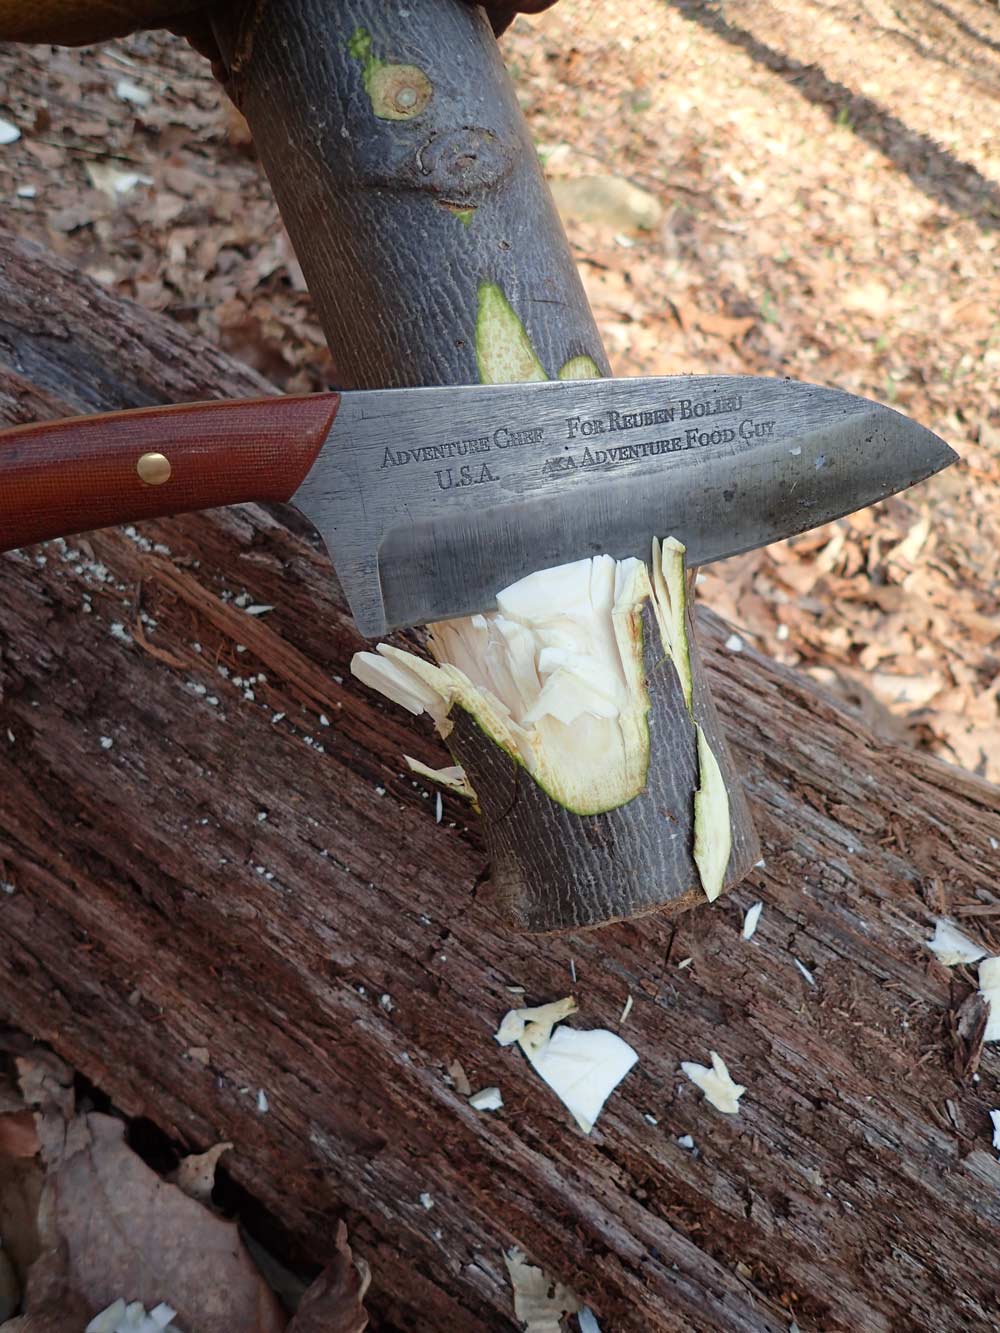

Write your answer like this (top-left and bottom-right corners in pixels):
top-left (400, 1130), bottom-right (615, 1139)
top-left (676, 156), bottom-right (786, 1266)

top-left (1, 232), bottom-right (1000, 1332)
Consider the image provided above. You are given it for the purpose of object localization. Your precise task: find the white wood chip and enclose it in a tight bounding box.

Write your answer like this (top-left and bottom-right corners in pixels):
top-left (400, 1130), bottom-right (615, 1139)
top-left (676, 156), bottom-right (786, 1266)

top-left (680, 1050), bottom-right (745, 1115)
top-left (927, 918), bottom-right (987, 967)
top-left (979, 957), bottom-right (1000, 1041)
top-left (742, 901), bottom-right (763, 940)
top-left (469, 1086), bottom-right (503, 1111)
top-left (524, 1026), bottom-right (638, 1133)
top-left (793, 958), bottom-right (816, 986)
top-left (495, 996), bottom-right (635, 1132)
top-left (620, 994), bottom-right (634, 1024)
top-left (990, 1109), bottom-right (1000, 1152)
top-left (0, 118), bottom-right (20, 145)
top-left (577, 1309), bottom-right (603, 1333)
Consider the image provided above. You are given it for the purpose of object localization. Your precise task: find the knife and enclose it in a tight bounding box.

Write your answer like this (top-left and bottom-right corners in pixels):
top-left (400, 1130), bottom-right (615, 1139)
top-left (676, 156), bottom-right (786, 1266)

top-left (0, 374), bottom-right (955, 637)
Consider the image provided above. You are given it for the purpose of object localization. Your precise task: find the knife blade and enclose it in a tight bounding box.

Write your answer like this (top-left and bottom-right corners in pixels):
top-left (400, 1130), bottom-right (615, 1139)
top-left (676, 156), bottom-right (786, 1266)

top-left (0, 374), bottom-right (955, 637)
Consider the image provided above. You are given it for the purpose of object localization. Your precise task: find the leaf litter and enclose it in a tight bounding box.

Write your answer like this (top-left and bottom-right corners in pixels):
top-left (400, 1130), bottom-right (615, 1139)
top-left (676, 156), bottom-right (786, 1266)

top-left (0, 1051), bottom-right (368, 1331)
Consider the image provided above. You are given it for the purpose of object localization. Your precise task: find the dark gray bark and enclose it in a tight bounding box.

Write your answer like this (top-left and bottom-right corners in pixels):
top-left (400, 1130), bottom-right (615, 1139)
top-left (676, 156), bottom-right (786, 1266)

top-left (449, 602), bottom-right (758, 931)
top-left (2, 233), bottom-right (1000, 1332)
top-left (212, 0), bottom-right (607, 391)
top-left (208, 0), bottom-right (759, 928)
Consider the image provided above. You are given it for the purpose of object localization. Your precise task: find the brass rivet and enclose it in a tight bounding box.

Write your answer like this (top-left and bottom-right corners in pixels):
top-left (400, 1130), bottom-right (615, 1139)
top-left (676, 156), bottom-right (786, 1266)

top-left (137, 451), bottom-right (171, 486)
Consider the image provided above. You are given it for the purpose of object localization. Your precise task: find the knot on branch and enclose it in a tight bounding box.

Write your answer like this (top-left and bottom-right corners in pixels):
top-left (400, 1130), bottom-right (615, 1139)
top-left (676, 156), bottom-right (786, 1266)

top-left (413, 127), bottom-right (516, 206)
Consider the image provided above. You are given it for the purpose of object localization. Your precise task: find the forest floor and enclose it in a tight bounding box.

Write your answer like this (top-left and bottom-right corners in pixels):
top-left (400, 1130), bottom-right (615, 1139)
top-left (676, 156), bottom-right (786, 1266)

top-left (0, 0), bottom-right (998, 779)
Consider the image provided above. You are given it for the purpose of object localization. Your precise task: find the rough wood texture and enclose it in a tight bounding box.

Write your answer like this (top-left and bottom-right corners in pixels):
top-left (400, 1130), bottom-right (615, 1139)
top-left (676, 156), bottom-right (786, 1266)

top-left (2, 234), bottom-right (1000, 1332)
top-left (0, 394), bottom-right (339, 553)
top-left (448, 602), bottom-right (758, 932)
top-left (209, 0), bottom-right (758, 928)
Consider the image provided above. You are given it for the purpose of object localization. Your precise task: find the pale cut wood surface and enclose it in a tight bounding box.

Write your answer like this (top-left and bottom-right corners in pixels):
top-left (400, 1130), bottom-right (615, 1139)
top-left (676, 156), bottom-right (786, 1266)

top-left (1, 234), bottom-right (1000, 1331)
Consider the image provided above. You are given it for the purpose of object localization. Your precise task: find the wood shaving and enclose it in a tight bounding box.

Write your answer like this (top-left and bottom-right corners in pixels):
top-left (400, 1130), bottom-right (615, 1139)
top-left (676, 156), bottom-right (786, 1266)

top-left (991, 1110), bottom-right (1000, 1153)
top-left (793, 958), bottom-right (816, 987)
top-left (525, 1026), bottom-right (638, 1133)
top-left (447, 1060), bottom-right (472, 1097)
top-left (86, 1300), bottom-right (180, 1332)
top-left (742, 902), bottom-right (763, 940)
top-left (404, 755), bottom-right (476, 800)
top-left (680, 1051), bottom-right (746, 1115)
top-left (978, 957), bottom-right (1000, 1041)
top-left (927, 918), bottom-right (987, 966)
top-left (494, 996), bottom-right (578, 1052)
top-left (503, 1247), bottom-right (581, 1333)
top-left (495, 996), bottom-right (636, 1131)
top-left (469, 1087), bottom-right (503, 1112)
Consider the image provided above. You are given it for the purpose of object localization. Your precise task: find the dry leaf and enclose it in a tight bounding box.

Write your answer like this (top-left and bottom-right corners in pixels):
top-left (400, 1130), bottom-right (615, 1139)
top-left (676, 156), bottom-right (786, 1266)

top-left (0, 1110), bottom-right (40, 1159)
top-left (286, 1222), bottom-right (369, 1333)
top-left (16, 1053), bottom-right (74, 1120)
top-left (26, 1114), bottom-right (285, 1333)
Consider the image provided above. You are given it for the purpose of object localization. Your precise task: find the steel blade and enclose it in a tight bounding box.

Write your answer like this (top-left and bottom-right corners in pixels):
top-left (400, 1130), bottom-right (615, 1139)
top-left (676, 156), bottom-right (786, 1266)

top-left (291, 375), bottom-right (956, 637)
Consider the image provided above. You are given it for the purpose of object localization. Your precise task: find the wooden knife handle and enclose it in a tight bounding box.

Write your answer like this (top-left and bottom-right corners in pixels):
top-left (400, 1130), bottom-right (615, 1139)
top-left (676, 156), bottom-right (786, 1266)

top-left (0, 393), bottom-right (341, 553)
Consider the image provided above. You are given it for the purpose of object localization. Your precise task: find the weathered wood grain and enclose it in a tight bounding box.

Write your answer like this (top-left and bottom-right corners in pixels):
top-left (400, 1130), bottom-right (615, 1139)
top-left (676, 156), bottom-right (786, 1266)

top-left (2, 238), bottom-right (1000, 1333)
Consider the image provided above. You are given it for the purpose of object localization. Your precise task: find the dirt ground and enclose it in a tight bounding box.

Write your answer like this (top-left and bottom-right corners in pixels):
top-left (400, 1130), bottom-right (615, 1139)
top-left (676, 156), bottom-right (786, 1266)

top-left (0, 0), bottom-right (997, 781)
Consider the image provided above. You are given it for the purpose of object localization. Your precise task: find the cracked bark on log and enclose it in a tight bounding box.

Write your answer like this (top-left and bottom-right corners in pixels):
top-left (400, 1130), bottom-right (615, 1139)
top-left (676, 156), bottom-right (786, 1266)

top-left (2, 236), bottom-right (1000, 1332)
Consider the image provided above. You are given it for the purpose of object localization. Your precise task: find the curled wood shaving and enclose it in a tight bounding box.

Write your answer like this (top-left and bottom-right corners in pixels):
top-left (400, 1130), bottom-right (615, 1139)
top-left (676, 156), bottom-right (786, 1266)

top-left (494, 997), bottom-right (578, 1053)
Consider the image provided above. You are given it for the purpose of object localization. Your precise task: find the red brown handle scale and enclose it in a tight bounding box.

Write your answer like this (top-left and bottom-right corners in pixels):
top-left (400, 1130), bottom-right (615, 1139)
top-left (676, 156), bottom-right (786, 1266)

top-left (0, 393), bottom-right (341, 553)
